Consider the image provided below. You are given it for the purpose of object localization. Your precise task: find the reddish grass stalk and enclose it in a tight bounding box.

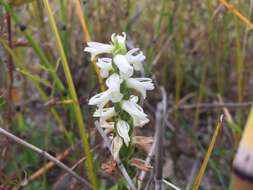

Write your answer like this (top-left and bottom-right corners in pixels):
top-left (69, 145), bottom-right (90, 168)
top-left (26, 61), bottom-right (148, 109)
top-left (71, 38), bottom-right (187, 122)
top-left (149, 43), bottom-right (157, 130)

top-left (6, 13), bottom-right (13, 127)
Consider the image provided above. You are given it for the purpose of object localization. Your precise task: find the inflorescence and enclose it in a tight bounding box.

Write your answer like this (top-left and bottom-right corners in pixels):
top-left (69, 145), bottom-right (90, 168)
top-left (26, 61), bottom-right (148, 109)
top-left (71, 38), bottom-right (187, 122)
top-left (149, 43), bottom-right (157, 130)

top-left (85, 33), bottom-right (154, 160)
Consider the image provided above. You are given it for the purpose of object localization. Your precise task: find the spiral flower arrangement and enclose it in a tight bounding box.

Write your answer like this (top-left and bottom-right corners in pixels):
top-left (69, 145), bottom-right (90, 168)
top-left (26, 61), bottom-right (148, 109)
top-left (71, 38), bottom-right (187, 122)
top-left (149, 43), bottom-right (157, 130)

top-left (85, 33), bottom-right (154, 160)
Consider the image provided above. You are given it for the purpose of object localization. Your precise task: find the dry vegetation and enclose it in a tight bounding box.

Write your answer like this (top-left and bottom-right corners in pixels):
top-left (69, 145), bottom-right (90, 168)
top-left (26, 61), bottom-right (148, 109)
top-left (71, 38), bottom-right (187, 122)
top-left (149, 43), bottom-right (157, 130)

top-left (0, 0), bottom-right (253, 189)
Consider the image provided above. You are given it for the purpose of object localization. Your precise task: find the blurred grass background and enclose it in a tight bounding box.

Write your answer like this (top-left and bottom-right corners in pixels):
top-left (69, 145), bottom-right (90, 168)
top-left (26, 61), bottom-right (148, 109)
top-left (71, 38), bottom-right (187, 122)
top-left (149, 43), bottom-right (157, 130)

top-left (0, 0), bottom-right (253, 189)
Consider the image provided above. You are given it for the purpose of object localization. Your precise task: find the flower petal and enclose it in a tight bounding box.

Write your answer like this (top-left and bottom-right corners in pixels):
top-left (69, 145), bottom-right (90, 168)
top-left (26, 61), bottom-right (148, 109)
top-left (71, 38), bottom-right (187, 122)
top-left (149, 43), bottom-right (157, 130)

top-left (111, 136), bottom-right (123, 160)
top-left (96, 58), bottom-right (113, 78)
top-left (88, 90), bottom-right (111, 109)
top-left (93, 107), bottom-right (116, 121)
top-left (125, 48), bottom-right (145, 71)
top-left (126, 77), bottom-right (154, 98)
top-left (130, 95), bottom-right (139, 104)
top-left (116, 120), bottom-right (130, 146)
top-left (106, 73), bottom-right (123, 102)
top-left (111, 32), bottom-right (126, 47)
top-left (122, 99), bottom-right (149, 127)
top-left (114, 55), bottom-right (133, 79)
top-left (84, 42), bottom-right (113, 59)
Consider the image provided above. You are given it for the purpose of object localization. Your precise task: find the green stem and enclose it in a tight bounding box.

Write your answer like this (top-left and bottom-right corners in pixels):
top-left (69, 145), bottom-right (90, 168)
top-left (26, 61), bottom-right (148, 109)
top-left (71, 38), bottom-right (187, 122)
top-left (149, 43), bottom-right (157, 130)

top-left (0, 37), bottom-right (73, 144)
top-left (0, 0), bottom-right (65, 92)
top-left (43, 0), bottom-right (98, 189)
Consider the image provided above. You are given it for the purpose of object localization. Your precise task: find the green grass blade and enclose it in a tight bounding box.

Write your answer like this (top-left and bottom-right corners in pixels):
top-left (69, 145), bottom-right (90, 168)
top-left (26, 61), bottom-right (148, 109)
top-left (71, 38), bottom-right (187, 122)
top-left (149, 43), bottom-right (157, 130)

top-left (16, 68), bottom-right (52, 88)
top-left (0, 0), bottom-right (65, 92)
top-left (43, 0), bottom-right (98, 189)
top-left (0, 37), bottom-right (73, 145)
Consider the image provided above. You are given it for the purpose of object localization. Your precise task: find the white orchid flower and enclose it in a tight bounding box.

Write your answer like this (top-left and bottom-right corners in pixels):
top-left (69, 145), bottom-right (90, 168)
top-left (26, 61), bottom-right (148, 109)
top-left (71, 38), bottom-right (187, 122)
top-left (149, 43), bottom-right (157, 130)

top-left (116, 120), bottom-right (130, 146)
top-left (89, 74), bottom-right (123, 109)
top-left (93, 107), bottom-right (116, 122)
top-left (94, 108), bottom-right (115, 134)
top-left (106, 73), bottom-right (123, 102)
top-left (111, 135), bottom-right (123, 160)
top-left (96, 58), bottom-right (113, 78)
top-left (122, 96), bottom-right (150, 127)
top-left (88, 90), bottom-right (111, 109)
top-left (113, 54), bottom-right (133, 79)
top-left (111, 32), bottom-right (126, 49)
top-left (84, 42), bottom-right (113, 59)
top-left (126, 77), bottom-right (154, 98)
top-left (125, 48), bottom-right (145, 71)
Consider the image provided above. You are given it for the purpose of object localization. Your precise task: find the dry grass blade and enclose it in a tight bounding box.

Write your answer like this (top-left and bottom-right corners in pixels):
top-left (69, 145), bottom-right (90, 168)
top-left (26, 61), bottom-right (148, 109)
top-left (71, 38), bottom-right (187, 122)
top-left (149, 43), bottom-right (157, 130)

top-left (162, 179), bottom-right (181, 190)
top-left (137, 138), bottom-right (156, 190)
top-left (52, 145), bottom-right (99, 190)
top-left (14, 143), bottom-right (81, 189)
top-left (0, 127), bottom-right (90, 189)
top-left (155, 87), bottom-right (167, 190)
top-left (74, 0), bottom-right (105, 91)
top-left (218, 95), bottom-right (241, 145)
top-left (6, 13), bottom-right (13, 128)
top-left (42, 1), bottom-right (97, 188)
top-left (192, 115), bottom-right (224, 190)
top-left (219, 0), bottom-right (253, 30)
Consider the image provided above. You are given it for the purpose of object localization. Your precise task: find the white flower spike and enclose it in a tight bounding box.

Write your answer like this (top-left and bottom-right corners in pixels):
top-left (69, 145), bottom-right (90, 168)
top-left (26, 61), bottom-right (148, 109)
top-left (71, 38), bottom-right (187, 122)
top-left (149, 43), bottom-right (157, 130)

top-left (86, 32), bottom-right (154, 160)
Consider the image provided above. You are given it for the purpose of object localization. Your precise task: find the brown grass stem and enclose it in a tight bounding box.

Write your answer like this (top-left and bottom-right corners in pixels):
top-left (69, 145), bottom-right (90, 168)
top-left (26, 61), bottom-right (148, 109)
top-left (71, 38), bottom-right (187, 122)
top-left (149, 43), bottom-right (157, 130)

top-left (155, 87), bottom-right (167, 190)
top-left (0, 127), bottom-right (90, 188)
top-left (6, 13), bottom-right (13, 127)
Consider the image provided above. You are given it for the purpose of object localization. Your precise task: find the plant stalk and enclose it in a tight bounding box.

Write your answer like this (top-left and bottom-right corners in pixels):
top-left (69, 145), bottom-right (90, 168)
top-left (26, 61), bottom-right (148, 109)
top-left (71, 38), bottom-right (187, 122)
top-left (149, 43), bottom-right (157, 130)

top-left (42, 1), bottom-right (98, 189)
